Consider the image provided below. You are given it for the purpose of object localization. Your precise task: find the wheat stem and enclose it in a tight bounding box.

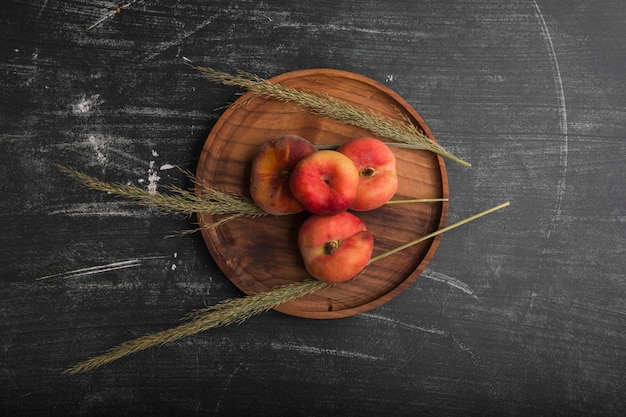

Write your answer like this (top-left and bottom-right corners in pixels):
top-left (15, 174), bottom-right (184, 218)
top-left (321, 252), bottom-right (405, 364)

top-left (315, 142), bottom-right (428, 150)
top-left (61, 166), bottom-right (445, 233)
top-left (59, 166), bottom-right (266, 226)
top-left (65, 279), bottom-right (329, 374)
top-left (369, 201), bottom-right (510, 264)
top-left (184, 61), bottom-right (471, 167)
top-left (65, 202), bottom-right (508, 373)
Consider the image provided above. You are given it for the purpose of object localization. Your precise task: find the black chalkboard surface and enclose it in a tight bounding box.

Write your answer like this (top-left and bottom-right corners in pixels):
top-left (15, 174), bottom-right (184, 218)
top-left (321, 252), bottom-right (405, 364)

top-left (1, 0), bottom-right (624, 415)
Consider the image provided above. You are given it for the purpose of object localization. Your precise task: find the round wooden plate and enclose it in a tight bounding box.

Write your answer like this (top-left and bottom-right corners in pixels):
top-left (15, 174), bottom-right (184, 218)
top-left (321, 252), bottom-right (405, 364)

top-left (196, 68), bottom-right (448, 319)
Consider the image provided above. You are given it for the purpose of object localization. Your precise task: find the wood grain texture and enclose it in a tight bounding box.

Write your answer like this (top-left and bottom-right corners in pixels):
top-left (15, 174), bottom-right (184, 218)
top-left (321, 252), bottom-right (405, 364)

top-left (0, 0), bottom-right (624, 416)
top-left (195, 69), bottom-right (447, 318)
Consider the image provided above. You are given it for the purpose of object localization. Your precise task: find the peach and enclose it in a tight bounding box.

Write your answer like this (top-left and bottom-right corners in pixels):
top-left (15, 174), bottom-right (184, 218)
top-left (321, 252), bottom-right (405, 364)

top-left (289, 150), bottom-right (359, 216)
top-left (337, 137), bottom-right (398, 211)
top-left (250, 135), bottom-right (317, 215)
top-left (297, 212), bottom-right (374, 283)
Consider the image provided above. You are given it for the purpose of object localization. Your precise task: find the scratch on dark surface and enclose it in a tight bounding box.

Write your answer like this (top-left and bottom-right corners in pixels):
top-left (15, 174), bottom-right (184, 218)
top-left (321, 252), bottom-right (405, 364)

top-left (422, 268), bottom-right (479, 300)
top-left (141, 17), bottom-right (217, 61)
top-left (270, 342), bottom-right (383, 361)
top-left (87, 0), bottom-right (143, 31)
top-left (47, 201), bottom-right (149, 217)
top-left (36, 0), bottom-right (50, 21)
top-left (533, 0), bottom-right (569, 240)
top-left (35, 256), bottom-right (166, 281)
top-left (214, 364), bottom-right (241, 414)
top-left (272, 21), bottom-right (430, 39)
top-left (360, 313), bottom-right (446, 336)
top-left (360, 313), bottom-right (480, 365)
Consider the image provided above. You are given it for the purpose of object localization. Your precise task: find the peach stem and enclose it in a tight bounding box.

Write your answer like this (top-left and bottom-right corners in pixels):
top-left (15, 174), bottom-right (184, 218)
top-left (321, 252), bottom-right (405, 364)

top-left (368, 201), bottom-right (511, 265)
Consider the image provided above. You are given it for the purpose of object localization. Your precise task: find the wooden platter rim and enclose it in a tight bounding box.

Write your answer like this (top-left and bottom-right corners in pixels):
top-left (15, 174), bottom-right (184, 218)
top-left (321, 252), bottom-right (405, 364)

top-left (195, 68), bottom-right (449, 319)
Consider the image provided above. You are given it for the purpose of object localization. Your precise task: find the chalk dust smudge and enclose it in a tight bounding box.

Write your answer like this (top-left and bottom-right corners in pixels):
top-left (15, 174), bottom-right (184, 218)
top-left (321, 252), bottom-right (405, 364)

top-left (70, 94), bottom-right (100, 115)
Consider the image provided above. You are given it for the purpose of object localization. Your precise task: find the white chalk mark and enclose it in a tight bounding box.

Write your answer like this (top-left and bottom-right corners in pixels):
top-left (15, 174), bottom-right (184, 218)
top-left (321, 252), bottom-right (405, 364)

top-left (271, 342), bottom-right (383, 361)
top-left (48, 201), bottom-right (146, 218)
top-left (35, 257), bottom-right (165, 281)
top-left (361, 313), bottom-right (480, 364)
top-left (533, 0), bottom-right (569, 239)
top-left (422, 268), bottom-right (479, 300)
top-left (87, 0), bottom-right (142, 31)
top-left (272, 21), bottom-right (430, 39)
top-left (159, 163), bottom-right (175, 171)
top-left (142, 17), bottom-right (216, 61)
top-left (214, 365), bottom-right (241, 414)
top-left (106, 146), bottom-right (148, 167)
top-left (36, 0), bottom-right (49, 21)
top-left (147, 159), bottom-right (160, 194)
top-left (87, 9), bottom-right (118, 31)
top-left (360, 313), bottom-right (446, 336)
top-left (37, 260), bottom-right (140, 280)
top-left (53, 136), bottom-right (147, 172)
top-left (87, 134), bottom-right (108, 165)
